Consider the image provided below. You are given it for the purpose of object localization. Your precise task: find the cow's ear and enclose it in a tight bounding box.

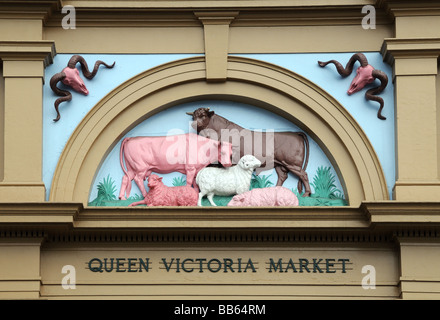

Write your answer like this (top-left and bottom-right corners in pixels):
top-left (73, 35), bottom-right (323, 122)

top-left (159, 177), bottom-right (163, 181)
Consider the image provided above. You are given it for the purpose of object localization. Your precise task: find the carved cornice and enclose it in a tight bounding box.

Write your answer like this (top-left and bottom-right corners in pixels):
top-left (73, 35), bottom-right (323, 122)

top-left (5, 0), bottom-right (437, 28)
top-left (363, 201), bottom-right (440, 225)
top-left (377, 0), bottom-right (440, 17)
top-left (39, 0), bottom-right (393, 28)
top-left (76, 206), bottom-right (369, 229)
top-left (1, 202), bottom-right (440, 243)
top-left (0, 0), bottom-right (61, 23)
top-left (60, 0), bottom-right (374, 9)
top-left (0, 202), bottom-right (81, 224)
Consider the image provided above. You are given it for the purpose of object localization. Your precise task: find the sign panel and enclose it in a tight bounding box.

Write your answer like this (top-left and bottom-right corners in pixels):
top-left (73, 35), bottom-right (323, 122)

top-left (41, 246), bottom-right (398, 287)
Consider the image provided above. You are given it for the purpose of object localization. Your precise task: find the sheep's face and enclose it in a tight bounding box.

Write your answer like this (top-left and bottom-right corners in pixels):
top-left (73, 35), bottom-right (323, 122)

top-left (147, 174), bottom-right (163, 188)
top-left (238, 155), bottom-right (261, 171)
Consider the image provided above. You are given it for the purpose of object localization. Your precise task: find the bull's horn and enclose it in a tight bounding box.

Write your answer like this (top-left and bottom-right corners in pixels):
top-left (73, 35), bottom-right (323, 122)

top-left (186, 112), bottom-right (194, 116)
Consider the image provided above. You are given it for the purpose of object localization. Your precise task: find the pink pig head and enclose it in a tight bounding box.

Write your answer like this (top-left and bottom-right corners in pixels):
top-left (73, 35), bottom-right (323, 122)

top-left (347, 64), bottom-right (375, 95)
top-left (61, 67), bottom-right (89, 95)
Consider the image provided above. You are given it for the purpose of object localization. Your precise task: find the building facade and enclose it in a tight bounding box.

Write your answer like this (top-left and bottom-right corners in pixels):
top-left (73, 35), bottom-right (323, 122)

top-left (0, 0), bottom-right (440, 299)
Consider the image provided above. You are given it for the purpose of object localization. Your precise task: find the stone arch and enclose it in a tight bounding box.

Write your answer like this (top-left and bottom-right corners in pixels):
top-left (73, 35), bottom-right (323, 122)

top-left (49, 56), bottom-right (389, 206)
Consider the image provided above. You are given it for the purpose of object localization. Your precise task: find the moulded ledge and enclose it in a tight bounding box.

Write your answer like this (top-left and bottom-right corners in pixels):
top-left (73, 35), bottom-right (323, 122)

top-left (362, 201), bottom-right (440, 225)
top-left (0, 202), bottom-right (365, 230)
top-left (0, 202), bottom-right (82, 225)
top-left (76, 205), bottom-right (368, 229)
top-left (0, 201), bottom-right (439, 232)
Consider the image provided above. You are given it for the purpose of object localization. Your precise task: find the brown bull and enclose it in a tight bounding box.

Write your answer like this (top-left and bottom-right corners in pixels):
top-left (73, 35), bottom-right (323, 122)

top-left (187, 108), bottom-right (311, 196)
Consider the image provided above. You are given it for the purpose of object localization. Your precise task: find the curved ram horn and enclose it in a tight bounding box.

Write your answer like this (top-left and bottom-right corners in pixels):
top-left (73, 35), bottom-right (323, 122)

top-left (67, 55), bottom-right (115, 80)
top-left (50, 72), bottom-right (71, 122)
top-left (365, 69), bottom-right (388, 120)
top-left (318, 53), bottom-right (369, 77)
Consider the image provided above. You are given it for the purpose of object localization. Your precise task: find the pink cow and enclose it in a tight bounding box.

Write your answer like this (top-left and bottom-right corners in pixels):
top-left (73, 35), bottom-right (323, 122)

top-left (119, 133), bottom-right (232, 200)
top-left (129, 174), bottom-right (198, 207)
top-left (227, 186), bottom-right (299, 207)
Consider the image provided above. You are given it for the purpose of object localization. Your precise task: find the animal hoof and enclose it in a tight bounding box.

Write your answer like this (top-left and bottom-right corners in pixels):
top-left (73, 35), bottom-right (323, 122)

top-left (302, 192), bottom-right (311, 197)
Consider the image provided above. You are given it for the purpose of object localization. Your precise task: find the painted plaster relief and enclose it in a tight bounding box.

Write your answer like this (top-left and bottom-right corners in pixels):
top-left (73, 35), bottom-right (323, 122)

top-left (49, 55), bottom-right (115, 121)
top-left (318, 53), bottom-right (388, 120)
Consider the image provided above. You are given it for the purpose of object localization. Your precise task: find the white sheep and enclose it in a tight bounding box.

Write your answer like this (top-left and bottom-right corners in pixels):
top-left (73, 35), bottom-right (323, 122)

top-left (196, 154), bottom-right (261, 206)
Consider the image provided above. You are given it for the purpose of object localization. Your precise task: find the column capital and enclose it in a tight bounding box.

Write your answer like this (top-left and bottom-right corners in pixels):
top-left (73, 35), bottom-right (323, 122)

top-left (0, 0), bottom-right (61, 20)
top-left (0, 41), bottom-right (56, 67)
top-left (377, 0), bottom-right (440, 18)
top-left (381, 37), bottom-right (440, 65)
top-left (194, 11), bottom-right (239, 25)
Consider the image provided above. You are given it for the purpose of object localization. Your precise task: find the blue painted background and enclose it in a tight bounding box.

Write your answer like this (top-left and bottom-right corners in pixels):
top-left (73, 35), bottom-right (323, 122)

top-left (43, 53), bottom-right (395, 201)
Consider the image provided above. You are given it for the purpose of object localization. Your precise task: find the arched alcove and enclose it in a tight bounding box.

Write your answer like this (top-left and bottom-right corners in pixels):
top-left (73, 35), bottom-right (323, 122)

top-left (49, 56), bottom-right (389, 206)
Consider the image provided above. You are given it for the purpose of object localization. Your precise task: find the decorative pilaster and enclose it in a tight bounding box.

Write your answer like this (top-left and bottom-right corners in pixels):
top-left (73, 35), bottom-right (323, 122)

top-left (0, 236), bottom-right (44, 299)
top-left (382, 38), bottom-right (440, 201)
top-left (382, 39), bottom-right (440, 201)
top-left (397, 237), bottom-right (440, 299)
top-left (0, 41), bottom-right (56, 201)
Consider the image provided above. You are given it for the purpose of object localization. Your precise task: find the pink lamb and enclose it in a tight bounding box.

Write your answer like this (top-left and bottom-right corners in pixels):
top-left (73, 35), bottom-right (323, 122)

top-left (227, 186), bottom-right (299, 207)
top-left (129, 174), bottom-right (198, 207)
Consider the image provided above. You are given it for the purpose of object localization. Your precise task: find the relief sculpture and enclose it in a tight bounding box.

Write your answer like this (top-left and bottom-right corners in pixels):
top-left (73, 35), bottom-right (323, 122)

top-left (88, 106), bottom-right (347, 207)
top-left (228, 186), bottom-right (299, 207)
top-left (49, 55), bottom-right (115, 122)
top-left (118, 133), bottom-right (233, 200)
top-left (318, 53), bottom-right (388, 120)
top-left (128, 174), bottom-right (198, 207)
top-left (186, 108), bottom-right (312, 197)
top-left (196, 155), bottom-right (262, 206)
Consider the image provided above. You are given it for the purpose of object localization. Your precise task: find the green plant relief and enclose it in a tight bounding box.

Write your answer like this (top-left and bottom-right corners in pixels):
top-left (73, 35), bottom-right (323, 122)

top-left (89, 166), bottom-right (347, 207)
top-left (293, 166), bottom-right (347, 206)
top-left (311, 166), bottom-right (344, 199)
top-left (172, 176), bottom-right (187, 187)
top-left (250, 174), bottom-right (274, 189)
top-left (89, 174), bottom-right (117, 206)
